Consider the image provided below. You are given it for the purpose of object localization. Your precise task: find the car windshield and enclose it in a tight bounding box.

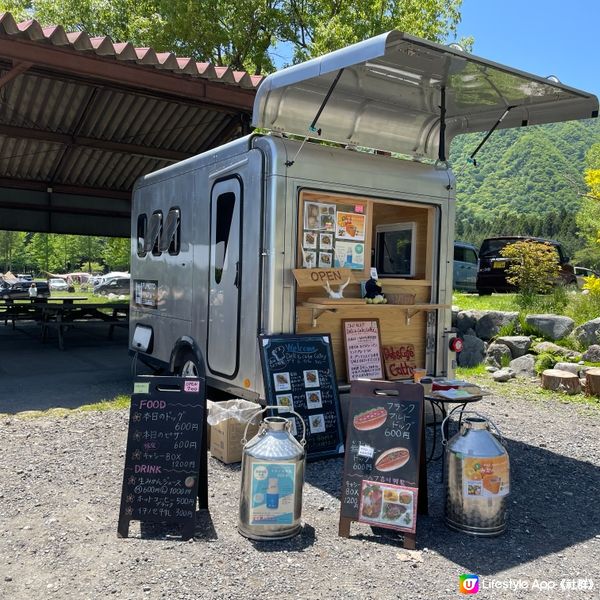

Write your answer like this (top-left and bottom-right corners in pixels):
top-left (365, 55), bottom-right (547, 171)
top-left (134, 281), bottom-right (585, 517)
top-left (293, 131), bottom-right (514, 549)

top-left (479, 238), bottom-right (559, 259)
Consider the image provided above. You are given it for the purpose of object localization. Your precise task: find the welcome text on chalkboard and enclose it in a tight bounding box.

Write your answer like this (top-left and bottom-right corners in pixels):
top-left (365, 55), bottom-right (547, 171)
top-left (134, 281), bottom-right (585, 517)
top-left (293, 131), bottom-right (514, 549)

top-left (118, 375), bottom-right (208, 540)
top-left (259, 334), bottom-right (344, 460)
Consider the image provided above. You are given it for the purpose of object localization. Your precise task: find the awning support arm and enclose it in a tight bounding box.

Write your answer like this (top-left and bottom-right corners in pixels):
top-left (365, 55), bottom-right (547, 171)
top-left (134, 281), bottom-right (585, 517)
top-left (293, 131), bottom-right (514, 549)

top-left (438, 86), bottom-right (447, 162)
top-left (468, 106), bottom-right (516, 166)
top-left (285, 68), bottom-right (345, 167)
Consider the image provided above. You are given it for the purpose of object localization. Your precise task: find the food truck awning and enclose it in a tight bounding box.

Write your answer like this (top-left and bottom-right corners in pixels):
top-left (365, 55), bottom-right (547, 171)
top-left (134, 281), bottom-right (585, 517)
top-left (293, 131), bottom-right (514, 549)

top-left (253, 31), bottom-right (598, 159)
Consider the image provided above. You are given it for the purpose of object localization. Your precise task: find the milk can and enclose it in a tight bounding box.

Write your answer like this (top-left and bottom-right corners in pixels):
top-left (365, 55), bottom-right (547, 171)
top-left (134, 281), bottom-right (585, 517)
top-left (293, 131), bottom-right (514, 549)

top-left (443, 412), bottom-right (510, 536)
top-left (238, 410), bottom-right (306, 540)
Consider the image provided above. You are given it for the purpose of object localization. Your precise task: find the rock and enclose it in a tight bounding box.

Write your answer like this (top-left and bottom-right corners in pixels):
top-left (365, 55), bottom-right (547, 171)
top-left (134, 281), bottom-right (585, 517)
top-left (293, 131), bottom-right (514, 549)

top-left (553, 362), bottom-right (580, 376)
top-left (492, 369), bottom-right (513, 382)
top-left (456, 310), bottom-right (483, 335)
top-left (495, 336), bottom-right (532, 358)
top-left (485, 343), bottom-right (512, 368)
top-left (457, 335), bottom-right (486, 367)
top-left (509, 354), bottom-right (536, 378)
top-left (582, 344), bottom-right (600, 362)
top-left (475, 311), bottom-right (519, 341)
top-left (532, 341), bottom-right (581, 359)
top-left (525, 314), bottom-right (575, 340)
top-left (571, 318), bottom-right (600, 348)
top-left (485, 366), bottom-right (498, 373)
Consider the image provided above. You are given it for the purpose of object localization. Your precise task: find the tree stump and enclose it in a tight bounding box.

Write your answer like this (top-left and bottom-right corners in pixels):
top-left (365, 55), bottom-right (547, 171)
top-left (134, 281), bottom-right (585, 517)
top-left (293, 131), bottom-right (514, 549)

top-left (584, 367), bottom-right (600, 397)
top-left (541, 369), bottom-right (581, 395)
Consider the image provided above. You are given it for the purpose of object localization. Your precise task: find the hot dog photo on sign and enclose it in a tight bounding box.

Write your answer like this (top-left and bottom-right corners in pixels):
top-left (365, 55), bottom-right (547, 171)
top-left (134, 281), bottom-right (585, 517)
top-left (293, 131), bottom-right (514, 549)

top-left (351, 406), bottom-right (411, 474)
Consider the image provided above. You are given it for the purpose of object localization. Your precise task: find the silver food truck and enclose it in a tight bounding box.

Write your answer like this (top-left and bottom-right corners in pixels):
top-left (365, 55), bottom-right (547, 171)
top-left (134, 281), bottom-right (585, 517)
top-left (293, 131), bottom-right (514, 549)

top-left (129, 31), bottom-right (598, 399)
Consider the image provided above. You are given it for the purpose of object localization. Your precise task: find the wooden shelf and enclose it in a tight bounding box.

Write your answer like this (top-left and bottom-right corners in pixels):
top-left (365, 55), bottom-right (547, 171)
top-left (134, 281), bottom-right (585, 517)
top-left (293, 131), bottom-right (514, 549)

top-left (301, 300), bottom-right (450, 326)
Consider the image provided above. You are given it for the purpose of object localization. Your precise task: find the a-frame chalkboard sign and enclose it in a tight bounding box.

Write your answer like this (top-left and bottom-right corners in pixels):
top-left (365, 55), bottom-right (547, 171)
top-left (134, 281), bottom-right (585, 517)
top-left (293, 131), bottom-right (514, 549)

top-left (338, 379), bottom-right (428, 549)
top-left (118, 375), bottom-right (208, 540)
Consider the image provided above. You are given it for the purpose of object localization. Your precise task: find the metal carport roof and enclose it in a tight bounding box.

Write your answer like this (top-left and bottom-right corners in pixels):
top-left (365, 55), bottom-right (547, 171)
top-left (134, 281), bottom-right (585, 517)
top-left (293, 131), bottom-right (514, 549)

top-left (0, 12), bottom-right (261, 237)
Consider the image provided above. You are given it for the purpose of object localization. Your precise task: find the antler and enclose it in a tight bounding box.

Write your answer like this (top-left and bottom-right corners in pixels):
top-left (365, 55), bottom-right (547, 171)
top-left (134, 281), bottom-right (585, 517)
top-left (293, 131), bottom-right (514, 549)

top-left (323, 280), bottom-right (332, 296)
top-left (339, 277), bottom-right (351, 291)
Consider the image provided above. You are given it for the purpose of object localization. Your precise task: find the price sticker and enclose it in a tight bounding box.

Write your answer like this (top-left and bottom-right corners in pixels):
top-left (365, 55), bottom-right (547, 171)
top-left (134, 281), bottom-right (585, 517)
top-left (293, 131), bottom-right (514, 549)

top-left (184, 380), bottom-right (200, 393)
top-left (133, 382), bottom-right (149, 394)
top-left (358, 444), bottom-right (374, 459)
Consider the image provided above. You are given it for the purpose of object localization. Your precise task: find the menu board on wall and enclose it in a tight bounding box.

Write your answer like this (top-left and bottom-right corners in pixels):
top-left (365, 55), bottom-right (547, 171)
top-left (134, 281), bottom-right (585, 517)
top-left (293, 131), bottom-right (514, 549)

top-left (117, 375), bottom-right (208, 540)
top-left (342, 319), bottom-right (384, 381)
top-left (259, 334), bottom-right (345, 460)
top-left (338, 380), bottom-right (425, 548)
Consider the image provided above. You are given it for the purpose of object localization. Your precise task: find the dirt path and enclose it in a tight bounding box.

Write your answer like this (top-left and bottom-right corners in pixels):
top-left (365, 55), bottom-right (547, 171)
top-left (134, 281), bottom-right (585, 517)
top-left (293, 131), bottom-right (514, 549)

top-left (1, 392), bottom-right (599, 600)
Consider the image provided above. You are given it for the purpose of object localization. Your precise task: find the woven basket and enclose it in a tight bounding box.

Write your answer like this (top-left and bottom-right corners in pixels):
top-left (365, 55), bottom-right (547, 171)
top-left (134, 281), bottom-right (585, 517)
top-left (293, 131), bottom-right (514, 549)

top-left (386, 292), bottom-right (416, 305)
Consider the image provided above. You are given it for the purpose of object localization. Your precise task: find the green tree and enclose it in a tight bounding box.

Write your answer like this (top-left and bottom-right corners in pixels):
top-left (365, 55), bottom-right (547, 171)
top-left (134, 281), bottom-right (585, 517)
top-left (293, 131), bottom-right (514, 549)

top-left (1, 0), bottom-right (466, 74)
top-left (102, 238), bottom-right (130, 271)
top-left (575, 142), bottom-right (600, 268)
top-left (0, 230), bottom-right (26, 273)
top-left (500, 240), bottom-right (561, 306)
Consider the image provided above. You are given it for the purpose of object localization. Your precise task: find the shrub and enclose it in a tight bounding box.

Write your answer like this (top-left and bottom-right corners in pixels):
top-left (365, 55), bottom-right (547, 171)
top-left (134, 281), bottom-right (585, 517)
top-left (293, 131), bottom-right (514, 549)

top-left (535, 352), bottom-right (559, 374)
top-left (500, 241), bottom-right (561, 306)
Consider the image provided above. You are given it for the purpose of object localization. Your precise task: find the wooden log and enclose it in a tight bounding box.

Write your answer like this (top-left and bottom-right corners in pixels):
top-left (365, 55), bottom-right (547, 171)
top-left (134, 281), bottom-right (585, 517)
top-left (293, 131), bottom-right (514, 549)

top-left (541, 369), bottom-right (581, 395)
top-left (584, 367), bottom-right (600, 397)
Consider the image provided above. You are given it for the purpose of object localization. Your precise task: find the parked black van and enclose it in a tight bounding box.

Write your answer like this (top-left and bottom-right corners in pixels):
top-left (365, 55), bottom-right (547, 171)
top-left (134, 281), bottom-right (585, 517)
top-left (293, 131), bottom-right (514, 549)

top-left (476, 236), bottom-right (576, 295)
top-left (0, 279), bottom-right (51, 299)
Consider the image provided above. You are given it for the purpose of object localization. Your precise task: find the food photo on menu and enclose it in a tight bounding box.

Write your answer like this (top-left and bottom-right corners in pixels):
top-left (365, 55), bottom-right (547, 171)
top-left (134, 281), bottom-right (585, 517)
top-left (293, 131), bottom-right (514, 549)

top-left (318, 252), bottom-right (333, 268)
top-left (303, 369), bottom-right (320, 388)
top-left (302, 249), bottom-right (316, 268)
top-left (359, 481), bottom-right (416, 531)
top-left (276, 394), bottom-right (294, 412)
top-left (309, 414), bottom-right (326, 434)
top-left (305, 390), bottom-right (323, 409)
top-left (319, 233), bottom-right (333, 250)
top-left (303, 231), bottom-right (317, 249)
top-left (273, 372), bottom-right (291, 392)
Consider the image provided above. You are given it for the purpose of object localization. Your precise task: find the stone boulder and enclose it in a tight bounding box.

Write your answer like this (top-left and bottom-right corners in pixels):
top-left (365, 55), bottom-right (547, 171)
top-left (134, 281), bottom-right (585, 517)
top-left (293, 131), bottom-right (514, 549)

top-left (495, 336), bottom-right (532, 358)
top-left (475, 311), bottom-right (519, 341)
top-left (525, 314), bottom-right (575, 340)
top-left (553, 362), bottom-right (581, 376)
top-left (492, 368), bottom-right (515, 382)
top-left (582, 345), bottom-right (600, 363)
top-left (456, 310), bottom-right (485, 336)
top-left (509, 354), bottom-right (536, 378)
top-left (485, 343), bottom-right (513, 369)
top-left (457, 335), bottom-right (486, 367)
top-left (572, 318), bottom-right (600, 348)
top-left (532, 341), bottom-right (581, 360)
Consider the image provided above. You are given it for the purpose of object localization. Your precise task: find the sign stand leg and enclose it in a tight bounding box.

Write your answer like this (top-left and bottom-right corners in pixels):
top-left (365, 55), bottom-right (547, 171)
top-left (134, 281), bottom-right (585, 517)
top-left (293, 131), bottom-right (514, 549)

top-left (417, 415), bottom-right (429, 516)
top-left (403, 532), bottom-right (416, 549)
top-left (338, 517), bottom-right (351, 538)
top-left (197, 410), bottom-right (209, 511)
top-left (117, 517), bottom-right (130, 539)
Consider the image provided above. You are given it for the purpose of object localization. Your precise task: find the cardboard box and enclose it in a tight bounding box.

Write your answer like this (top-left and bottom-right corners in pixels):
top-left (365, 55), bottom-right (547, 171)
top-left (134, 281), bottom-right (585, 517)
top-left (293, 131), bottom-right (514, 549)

top-left (206, 399), bottom-right (214, 448)
top-left (209, 400), bottom-right (261, 464)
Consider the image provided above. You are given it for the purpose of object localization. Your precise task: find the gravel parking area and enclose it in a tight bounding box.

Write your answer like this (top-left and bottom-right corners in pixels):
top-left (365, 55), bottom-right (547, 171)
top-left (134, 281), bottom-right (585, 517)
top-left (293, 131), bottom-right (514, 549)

top-left (1, 391), bottom-right (599, 600)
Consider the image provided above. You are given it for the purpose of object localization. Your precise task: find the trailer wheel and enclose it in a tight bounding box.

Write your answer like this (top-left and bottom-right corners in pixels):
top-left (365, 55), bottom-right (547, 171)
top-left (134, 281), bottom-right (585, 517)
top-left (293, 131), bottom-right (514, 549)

top-left (178, 351), bottom-right (201, 378)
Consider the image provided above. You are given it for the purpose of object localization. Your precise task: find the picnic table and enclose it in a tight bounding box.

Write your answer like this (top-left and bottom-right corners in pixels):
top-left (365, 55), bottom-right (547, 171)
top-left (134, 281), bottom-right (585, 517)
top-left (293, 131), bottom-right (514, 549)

top-left (40, 302), bottom-right (129, 350)
top-left (1, 297), bottom-right (93, 328)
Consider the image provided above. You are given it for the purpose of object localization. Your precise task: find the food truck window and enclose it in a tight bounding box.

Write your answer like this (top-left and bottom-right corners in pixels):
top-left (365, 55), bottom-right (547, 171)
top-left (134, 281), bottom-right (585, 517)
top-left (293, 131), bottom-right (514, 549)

top-left (214, 192), bottom-right (236, 284)
top-left (145, 211), bottom-right (162, 256)
top-left (136, 214), bottom-right (147, 257)
top-left (159, 208), bottom-right (181, 255)
top-left (375, 222), bottom-right (415, 277)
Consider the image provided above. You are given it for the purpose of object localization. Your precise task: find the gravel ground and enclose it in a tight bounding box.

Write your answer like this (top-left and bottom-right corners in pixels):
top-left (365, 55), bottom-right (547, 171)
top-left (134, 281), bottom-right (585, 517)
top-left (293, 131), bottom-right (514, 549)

top-left (1, 390), bottom-right (599, 600)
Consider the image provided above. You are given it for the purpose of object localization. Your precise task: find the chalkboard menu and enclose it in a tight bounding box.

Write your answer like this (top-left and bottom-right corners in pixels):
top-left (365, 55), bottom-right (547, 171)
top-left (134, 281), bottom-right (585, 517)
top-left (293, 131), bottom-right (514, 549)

top-left (259, 334), bottom-right (344, 460)
top-left (338, 380), bottom-right (424, 548)
top-left (118, 375), bottom-right (208, 540)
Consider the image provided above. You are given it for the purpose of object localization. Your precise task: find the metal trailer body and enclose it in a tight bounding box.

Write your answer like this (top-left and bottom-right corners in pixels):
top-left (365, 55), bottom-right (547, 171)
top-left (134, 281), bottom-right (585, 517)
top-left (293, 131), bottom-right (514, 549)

top-left (129, 31), bottom-right (598, 399)
top-left (130, 134), bottom-right (454, 399)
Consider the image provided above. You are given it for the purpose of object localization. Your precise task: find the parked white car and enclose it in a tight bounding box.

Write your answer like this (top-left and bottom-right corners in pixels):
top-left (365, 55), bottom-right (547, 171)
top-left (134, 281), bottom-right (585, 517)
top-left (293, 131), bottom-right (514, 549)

top-left (48, 278), bottom-right (68, 291)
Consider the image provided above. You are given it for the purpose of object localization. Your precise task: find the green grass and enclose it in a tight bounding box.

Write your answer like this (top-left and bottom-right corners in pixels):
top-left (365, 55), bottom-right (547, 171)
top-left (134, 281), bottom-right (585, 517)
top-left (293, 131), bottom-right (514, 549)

top-left (453, 290), bottom-right (600, 327)
top-left (1, 394), bottom-right (131, 420)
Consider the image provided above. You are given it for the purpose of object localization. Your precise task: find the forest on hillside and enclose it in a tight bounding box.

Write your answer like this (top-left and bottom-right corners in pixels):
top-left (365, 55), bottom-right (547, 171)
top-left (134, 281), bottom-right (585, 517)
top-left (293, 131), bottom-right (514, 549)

top-left (449, 118), bottom-right (600, 261)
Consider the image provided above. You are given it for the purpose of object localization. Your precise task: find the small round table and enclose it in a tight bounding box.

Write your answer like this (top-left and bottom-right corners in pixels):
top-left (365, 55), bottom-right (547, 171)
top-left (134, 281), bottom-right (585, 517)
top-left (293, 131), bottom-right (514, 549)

top-left (425, 393), bottom-right (484, 464)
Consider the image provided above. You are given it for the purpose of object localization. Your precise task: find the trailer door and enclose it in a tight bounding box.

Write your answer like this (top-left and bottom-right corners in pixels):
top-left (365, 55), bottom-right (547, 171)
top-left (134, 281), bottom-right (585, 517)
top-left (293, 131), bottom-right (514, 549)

top-left (207, 176), bottom-right (242, 377)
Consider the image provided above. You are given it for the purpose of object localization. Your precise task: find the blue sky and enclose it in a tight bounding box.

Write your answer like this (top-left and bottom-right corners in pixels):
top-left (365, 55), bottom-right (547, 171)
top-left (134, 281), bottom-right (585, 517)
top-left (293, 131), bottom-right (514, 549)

top-left (456, 0), bottom-right (599, 99)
